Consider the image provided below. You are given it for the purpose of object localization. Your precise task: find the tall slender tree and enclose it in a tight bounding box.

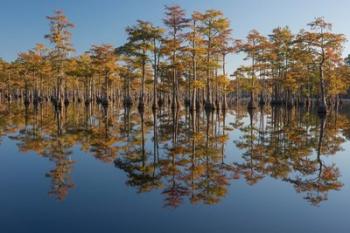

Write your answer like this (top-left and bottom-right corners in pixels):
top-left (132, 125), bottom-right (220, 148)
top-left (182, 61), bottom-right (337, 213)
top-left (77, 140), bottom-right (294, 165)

top-left (304, 17), bottom-right (346, 114)
top-left (45, 10), bottom-right (75, 109)
top-left (197, 10), bottom-right (231, 110)
top-left (90, 44), bottom-right (118, 106)
top-left (163, 5), bottom-right (189, 109)
top-left (240, 30), bottom-right (267, 110)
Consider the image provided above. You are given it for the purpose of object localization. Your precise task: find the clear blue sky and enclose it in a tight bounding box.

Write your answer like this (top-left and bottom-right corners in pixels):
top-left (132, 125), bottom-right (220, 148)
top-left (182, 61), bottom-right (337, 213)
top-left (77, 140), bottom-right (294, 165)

top-left (1, 0), bottom-right (349, 73)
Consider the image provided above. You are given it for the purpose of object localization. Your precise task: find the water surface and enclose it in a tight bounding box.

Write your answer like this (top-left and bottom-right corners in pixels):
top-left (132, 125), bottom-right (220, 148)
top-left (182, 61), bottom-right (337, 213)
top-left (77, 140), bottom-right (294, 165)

top-left (1, 102), bottom-right (350, 233)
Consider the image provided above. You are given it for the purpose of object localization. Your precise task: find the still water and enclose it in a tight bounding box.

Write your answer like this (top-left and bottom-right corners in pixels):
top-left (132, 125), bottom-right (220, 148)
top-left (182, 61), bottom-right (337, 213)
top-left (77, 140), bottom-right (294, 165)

top-left (1, 102), bottom-right (350, 233)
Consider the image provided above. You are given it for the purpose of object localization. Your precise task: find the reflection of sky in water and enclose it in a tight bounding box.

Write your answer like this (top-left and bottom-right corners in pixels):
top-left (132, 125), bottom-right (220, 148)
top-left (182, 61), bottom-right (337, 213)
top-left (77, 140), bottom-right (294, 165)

top-left (0, 104), bottom-right (350, 233)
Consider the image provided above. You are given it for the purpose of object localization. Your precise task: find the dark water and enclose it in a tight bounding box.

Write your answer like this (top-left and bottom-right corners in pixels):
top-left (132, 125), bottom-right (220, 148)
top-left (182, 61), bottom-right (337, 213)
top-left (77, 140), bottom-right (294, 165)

top-left (1, 102), bottom-right (350, 233)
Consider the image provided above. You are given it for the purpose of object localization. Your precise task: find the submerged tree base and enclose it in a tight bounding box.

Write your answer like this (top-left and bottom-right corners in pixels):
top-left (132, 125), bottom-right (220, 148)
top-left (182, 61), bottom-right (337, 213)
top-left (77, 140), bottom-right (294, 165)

top-left (123, 96), bottom-right (133, 108)
top-left (259, 99), bottom-right (266, 107)
top-left (318, 104), bottom-right (328, 116)
top-left (247, 100), bottom-right (257, 110)
top-left (205, 101), bottom-right (215, 112)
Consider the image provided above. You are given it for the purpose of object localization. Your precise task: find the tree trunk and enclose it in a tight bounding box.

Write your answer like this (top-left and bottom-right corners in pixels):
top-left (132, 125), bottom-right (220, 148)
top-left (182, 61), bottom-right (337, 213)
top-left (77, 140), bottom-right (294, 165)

top-left (153, 38), bottom-right (158, 110)
top-left (318, 64), bottom-right (327, 114)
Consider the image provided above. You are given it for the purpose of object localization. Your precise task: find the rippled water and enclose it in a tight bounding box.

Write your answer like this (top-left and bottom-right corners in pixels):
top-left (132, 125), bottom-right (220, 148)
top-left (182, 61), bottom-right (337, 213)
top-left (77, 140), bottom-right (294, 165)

top-left (1, 102), bottom-right (350, 233)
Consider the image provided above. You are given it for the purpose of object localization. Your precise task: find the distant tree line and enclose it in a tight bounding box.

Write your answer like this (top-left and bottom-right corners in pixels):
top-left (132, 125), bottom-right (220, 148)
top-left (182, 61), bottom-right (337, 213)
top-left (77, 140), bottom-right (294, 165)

top-left (0, 6), bottom-right (350, 115)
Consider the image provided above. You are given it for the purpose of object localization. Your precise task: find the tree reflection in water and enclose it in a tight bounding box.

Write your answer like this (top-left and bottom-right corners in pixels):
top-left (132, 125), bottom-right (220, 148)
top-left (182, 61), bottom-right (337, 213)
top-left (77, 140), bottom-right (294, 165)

top-left (0, 101), bottom-right (349, 206)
